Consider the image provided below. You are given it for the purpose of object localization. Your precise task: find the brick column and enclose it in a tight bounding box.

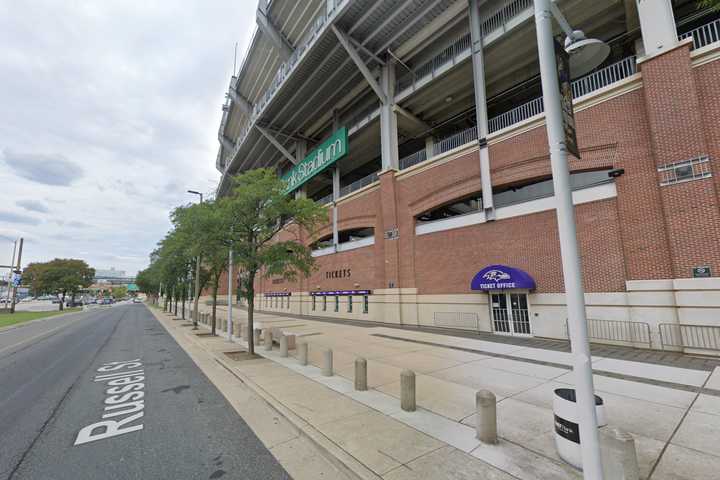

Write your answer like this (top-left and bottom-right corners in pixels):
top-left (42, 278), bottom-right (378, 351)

top-left (640, 42), bottom-right (720, 277)
top-left (377, 170), bottom-right (400, 289)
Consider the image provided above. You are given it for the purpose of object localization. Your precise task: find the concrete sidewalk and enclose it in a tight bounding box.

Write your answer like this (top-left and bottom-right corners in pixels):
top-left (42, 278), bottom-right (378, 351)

top-left (183, 305), bottom-right (720, 479)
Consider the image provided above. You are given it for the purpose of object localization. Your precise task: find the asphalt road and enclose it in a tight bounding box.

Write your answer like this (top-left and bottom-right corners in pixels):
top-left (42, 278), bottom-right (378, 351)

top-left (0, 304), bottom-right (290, 480)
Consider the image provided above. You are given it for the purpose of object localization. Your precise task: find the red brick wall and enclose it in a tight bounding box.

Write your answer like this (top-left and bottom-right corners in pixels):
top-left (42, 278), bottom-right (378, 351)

top-left (249, 47), bottom-right (720, 297)
top-left (640, 45), bottom-right (720, 277)
top-left (412, 198), bottom-right (625, 294)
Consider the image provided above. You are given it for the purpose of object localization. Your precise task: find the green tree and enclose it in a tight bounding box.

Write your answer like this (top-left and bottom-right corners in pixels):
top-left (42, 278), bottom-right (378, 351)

top-left (23, 262), bottom-right (50, 298)
top-left (218, 168), bottom-right (326, 354)
top-left (25, 259), bottom-right (94, 310)
top-left (111, 286), bottom-right (128, 299)
top-left (173, 200), bottom-right (229, 335)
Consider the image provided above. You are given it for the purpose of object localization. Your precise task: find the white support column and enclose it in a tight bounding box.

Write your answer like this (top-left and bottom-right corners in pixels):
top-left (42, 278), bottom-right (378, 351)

top-left (332, 112), bottom-right (340, 250)
top-left (332, 164), bottom-right (340, 249)
top-left (636, 0), bottom-right (678, 56)
top-left (294, 140), bottom-right (308, 200)
top-left (380, 60), bottom-right (399, 171)
top-left (425, 136), bottom-right (434, 159)
top-left (227, 247), bottom-right (233, 341)
top-left (256, 6), bottom-right (293, 61)
top-left (469, 0), bottom-right (495, 219)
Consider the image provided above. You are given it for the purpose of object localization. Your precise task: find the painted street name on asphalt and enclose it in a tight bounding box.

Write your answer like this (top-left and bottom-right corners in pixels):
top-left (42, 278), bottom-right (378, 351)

top-left (75, 358), bottom-right (146, 445)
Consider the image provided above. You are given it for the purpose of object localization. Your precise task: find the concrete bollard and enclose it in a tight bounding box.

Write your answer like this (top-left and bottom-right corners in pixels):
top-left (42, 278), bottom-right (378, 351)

top-left (253, 328), bottom-right (260, 347)
top-left (298, 342), bottom-right (308, 366)
top-left (476, 390), bottom-right (497, 444)
top-left (280, 334), bottom-right (289, 357)
top-left (600, 427), bottom-right (640, 480)
top-left (355, 358), bottom-right (368, 391)
top-left (401, 370), bottom-right (416, 412)
top-left (263, 328), bottom-right (273, 350)
top-left (322, 349), bottom-right (333, 376)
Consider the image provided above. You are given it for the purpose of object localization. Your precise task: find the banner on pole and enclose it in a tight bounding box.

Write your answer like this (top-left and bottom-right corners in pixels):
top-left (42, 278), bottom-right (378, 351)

top-left (554, 38), bottom-right (580, 159)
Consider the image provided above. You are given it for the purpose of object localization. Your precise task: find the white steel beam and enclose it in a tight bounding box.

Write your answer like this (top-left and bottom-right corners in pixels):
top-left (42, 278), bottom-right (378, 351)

top-left (332, 25), bottom-right (386, 104)
top-left (227, 88), bottom-right (253, 116)
top-left (256, 7), bottom-right (294, 61)
top-left (256, 125), bottom-right (297, 164)
top-left (393, 105), bottom-right (430, 132)
top-left (373, 0), bottom-right (446, 55)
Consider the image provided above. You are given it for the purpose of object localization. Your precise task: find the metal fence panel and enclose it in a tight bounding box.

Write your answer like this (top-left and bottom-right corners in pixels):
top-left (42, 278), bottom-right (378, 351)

top-left (659, 323), bottom-right (720, 352)
top-left (566, 318), bottom-right (652, 347)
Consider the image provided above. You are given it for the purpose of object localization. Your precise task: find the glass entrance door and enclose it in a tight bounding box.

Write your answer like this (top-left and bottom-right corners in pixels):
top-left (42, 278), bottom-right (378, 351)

top-left (490, 293), bottom-right (510, 333)
top-left (490, 292), bottom-right (531, 336)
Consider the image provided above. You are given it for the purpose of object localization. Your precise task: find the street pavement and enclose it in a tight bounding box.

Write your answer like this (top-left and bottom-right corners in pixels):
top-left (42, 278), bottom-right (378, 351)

top-left (0, 304), bottom-right (290, 480)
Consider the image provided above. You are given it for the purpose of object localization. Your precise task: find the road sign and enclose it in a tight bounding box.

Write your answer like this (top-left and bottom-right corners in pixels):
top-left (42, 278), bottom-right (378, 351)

top-left (12, 274), bottom-right (21, 287)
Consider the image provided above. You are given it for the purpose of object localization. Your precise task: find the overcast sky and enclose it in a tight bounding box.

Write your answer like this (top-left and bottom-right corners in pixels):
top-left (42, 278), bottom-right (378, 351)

top-left (0, 0), bottom-right (256, 276)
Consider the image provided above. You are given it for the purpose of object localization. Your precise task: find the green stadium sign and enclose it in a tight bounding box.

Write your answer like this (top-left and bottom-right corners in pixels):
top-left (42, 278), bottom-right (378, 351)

top-left (282, 127), bottom-right (348, 194)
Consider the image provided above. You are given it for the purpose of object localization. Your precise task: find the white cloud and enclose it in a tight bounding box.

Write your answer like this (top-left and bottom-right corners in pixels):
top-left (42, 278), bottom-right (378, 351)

top-left (0, 0), bottom-right (256, 275)
top-left (16, 199), bottom-right (50, 213)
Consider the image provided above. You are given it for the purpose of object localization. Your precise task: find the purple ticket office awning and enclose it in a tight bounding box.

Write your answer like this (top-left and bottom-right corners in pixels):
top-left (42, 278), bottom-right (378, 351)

top-left (470, 265), bottom-right (536, 291)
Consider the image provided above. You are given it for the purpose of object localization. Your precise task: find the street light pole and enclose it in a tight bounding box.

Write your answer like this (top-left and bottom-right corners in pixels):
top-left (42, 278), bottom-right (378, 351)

top-left (10, 238), bottom-right (23, 314)
top-left (188, 190), bottom-right (203, 330)
top-left (227, 245), bottom-right (233, 342)
top-left (534, 0), bottom-right (603, 477)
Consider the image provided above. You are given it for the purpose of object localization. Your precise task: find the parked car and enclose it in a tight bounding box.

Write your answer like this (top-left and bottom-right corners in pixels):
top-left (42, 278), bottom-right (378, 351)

top-left (132, 298), bottom-right (142, 303)
top-left (51, 298), bottom-right (61, 304)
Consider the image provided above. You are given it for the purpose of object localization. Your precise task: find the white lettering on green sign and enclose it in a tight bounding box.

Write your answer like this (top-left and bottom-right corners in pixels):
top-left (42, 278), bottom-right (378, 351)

top-left (283, 128), bottom-right (348, 194)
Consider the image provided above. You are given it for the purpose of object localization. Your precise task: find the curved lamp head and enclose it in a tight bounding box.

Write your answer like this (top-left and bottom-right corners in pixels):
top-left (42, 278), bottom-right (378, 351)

top-left (564, 30), bottom-right (610, 78)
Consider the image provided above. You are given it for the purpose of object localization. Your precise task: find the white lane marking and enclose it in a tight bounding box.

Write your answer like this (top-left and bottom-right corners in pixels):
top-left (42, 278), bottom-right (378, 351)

top-left (0, 314), bottom-right (88, 355)
top-left (75, 359), bottom-right (146, 445)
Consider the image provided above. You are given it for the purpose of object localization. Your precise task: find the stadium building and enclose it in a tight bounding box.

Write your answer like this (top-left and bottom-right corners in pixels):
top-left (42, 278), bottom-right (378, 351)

top-left (214, 0), bottom-right (720, 353)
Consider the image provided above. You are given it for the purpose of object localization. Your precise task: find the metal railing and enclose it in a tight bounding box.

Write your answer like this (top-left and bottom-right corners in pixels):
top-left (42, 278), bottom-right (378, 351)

top-left (395, 0), bottom-right (532, 96)
top-left (433, 126), bottom-right (478, 157)
top-left (399, 55), bottom-right (638, 170)
top-left (340, 171), bottom-right (379, 197)
top-left (396, 33), bottom-right (471, 93)
top-left (480, 0), bottom-right (533, 37)
top-left (488, 96), bottom-right (545, 133)
top-left (571, 56), bottom-right (637, 98)
top-left (399, 149), bottom-right (427, 170)
top-left (566, 318), bottom-right (652, 348)
top-left (489, 56), bottom-right (637, 133)
top-left (659, 323), bottom-right (720, 352)
top-left (679, 17), bottom-right (720, 50)
top-left (316, 193), bottom-right (333, 205)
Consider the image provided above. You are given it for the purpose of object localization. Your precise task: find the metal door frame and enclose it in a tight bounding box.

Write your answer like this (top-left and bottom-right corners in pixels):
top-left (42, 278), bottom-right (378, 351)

top-left (489, 290), bottom-right (533, 336)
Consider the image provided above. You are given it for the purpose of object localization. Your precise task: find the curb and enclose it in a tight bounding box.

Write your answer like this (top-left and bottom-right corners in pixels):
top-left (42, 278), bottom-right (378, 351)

top-left (153, 309), bottom-right (381, 480)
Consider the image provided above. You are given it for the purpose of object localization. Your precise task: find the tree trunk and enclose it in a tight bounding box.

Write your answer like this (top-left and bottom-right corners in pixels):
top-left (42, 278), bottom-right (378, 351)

top-left (60, 292), bottom-right (65, 311)
top-left (181, 281), bottom-right (186, 320)
top-left (211, 276), bottom-right (219, 336)
top-left (246, 272), bottom-right (256, 355)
